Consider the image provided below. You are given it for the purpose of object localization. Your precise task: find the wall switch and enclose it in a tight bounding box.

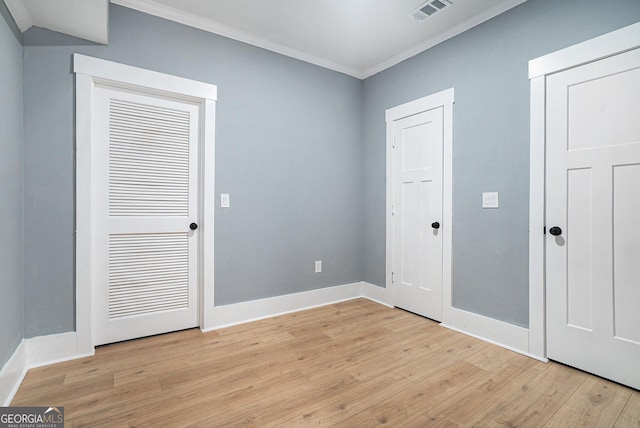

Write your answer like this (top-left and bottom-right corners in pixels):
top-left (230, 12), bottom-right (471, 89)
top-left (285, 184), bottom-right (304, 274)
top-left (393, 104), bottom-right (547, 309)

top-left (482, 192), bottom-right (499, 208)
top-left (220, 193), bottom-right (230, 208)
top-left (315, 260), bottom-right (322, 273)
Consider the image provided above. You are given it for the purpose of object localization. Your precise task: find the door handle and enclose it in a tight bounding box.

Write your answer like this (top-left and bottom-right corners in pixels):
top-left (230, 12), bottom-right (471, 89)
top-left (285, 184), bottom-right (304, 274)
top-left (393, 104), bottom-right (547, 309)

top-left (431, 222), bottom-right (440, 229)
top-left (190, 223), bottom-right (198, 230)
top-left (549, 226), bottom-right (562, 236)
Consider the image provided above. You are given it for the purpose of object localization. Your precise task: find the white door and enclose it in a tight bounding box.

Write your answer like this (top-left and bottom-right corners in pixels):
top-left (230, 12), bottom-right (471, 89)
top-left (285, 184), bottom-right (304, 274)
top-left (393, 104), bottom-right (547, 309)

top-left (391, 108), bottom-right (443, 321)
top-left (546, 47), bottom-right (640, 390)
top-left (92, 85), bottom-right (200, 345)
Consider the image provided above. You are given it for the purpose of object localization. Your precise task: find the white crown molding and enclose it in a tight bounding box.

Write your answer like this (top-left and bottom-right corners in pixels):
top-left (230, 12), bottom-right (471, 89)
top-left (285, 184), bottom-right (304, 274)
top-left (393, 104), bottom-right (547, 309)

top-left (3, 0), bottom-right (34, 32)
top-left (363, 0), bottom-right (529, 78)
top-left (111, 0), bottom-right (527, 80)
top-left (110, 0), bottom-right (365, 78)
top-left (7, 0), bottom-right (528, 79)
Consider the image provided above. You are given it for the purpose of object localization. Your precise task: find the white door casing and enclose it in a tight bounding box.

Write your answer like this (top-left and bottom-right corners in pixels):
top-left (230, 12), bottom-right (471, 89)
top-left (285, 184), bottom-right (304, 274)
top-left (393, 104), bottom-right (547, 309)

top-left (545, 47), bottom-right (640, 390)
top-left (75, 54), bottom-right (217, 352)
top-left (529, 22), bottom-right (640, 384)
top-left (386, 89), bottom-right (454, 322)
top-left (92, 86), bottom-right (200, 345)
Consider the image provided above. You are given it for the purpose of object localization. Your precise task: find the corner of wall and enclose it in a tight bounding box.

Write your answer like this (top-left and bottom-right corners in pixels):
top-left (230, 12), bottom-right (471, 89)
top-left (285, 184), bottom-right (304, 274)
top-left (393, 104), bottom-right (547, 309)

top-left (0, 0), bottom-right (23, 45)
top-left (0, 340), bottom-right (26, 406)
top-left (361, 282), bottom-right (393, 307)
top-left (0, 332), bottom-right (93, 406)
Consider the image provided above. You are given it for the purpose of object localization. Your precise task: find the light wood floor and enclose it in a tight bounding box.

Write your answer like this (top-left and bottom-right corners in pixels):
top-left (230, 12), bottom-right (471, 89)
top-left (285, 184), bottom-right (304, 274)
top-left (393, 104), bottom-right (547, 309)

top-left (12, 299), bottom-right (640, 427)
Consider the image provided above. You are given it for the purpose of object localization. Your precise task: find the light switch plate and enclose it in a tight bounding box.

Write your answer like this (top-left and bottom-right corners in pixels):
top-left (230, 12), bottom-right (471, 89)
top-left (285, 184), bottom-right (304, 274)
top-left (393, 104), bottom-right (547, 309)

top-left (220, 193), bottom-right (230, 208)
top-left (483, 192), bottom-right (499, 208)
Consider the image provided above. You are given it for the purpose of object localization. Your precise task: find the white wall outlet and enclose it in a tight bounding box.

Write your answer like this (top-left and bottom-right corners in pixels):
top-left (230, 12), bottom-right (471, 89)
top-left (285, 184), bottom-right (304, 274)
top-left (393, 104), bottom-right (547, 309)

top-left (220, 193), bottom-right (230, 208)
top-left (315, 260), bottom-right (322, 273)
top-left (482, 192), bottom-right (499, 208)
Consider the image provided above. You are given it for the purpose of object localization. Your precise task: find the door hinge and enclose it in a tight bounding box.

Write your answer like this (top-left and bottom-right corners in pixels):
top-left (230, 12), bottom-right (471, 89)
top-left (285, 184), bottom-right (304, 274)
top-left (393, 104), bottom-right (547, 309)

top-left (392, 137), bottom-right (396, 148)
top-left (391, 204), bottom-right (395, 216)
top-left (543, 226), bottom-right (546, 235)
top-left (391, 272), bottom-right (395, 283)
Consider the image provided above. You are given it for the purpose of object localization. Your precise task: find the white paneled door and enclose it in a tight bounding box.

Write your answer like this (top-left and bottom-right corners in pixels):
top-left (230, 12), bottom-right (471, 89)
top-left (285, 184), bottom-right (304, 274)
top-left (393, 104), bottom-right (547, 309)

top-left (391, 108), bottom-right (443, 321)
top-left (546, 47), bottom-right (640, 389)
top-left (92, 85), bottom-right (200, 346)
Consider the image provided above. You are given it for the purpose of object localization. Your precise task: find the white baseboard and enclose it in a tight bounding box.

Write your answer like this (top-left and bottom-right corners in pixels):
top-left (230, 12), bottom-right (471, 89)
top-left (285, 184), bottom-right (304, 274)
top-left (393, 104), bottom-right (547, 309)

top-left (0, 341), bottom-right (27, 406)
top-left (361, 282), bottom-right (393, 307)
top-left (363, 285), bottom-right (542, 360)
top-left (206, 282), bottom-right (364, 331)
top-left (26, 332), bottom-right (94, 369)
top-left (0, 332), bottom-right (94, 406)
top-left (1, 281), bottom-right (372, 405)
top-left (441, 307), bottom-right (541, 359)
top-left (2, 283), bottom-right (545, 406)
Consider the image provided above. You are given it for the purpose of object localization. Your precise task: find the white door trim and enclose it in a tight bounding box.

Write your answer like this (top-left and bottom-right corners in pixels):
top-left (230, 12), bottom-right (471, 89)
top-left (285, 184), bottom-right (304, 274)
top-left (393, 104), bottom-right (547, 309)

top-left (385, 88), bottom-right (454, 324)
top-left (74, 54), bottom-right (217, 354)
top-left (528, 22), bottom-right (640, 359)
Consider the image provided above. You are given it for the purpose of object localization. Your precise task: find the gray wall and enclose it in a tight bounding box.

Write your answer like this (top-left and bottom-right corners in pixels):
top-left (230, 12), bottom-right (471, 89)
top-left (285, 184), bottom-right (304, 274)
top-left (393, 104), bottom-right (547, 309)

top-left (362, 0), bottom-right (640, 327)
top-left (16, 0), bottom-right (640, 339)
top-left (22, 5), bottom-right (364, 337)
top-left (0, 5), bottom-right (24, 366)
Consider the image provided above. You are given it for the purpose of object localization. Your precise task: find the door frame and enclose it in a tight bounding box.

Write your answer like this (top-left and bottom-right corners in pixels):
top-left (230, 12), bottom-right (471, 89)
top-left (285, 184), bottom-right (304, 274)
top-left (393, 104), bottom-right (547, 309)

top-left (385, 88), bottom-right (454, 324)
top-left (528, 22), bottom-right (640, 359)
top-left (74, 54), bottom-right (217, 354)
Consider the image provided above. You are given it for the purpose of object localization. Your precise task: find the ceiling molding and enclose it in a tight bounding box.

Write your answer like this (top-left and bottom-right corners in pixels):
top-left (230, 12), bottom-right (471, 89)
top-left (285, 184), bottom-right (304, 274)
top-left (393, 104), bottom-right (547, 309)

top-left (363, 0), bottom-right (528, 78)
top-left (113, 0), bottom-right (529, 80)
top-left (111, 0), bottom-right (365, 78)
top-left (3, 0), bottom-right (530, 80)
top-left (4, 0), bottom-right (34, 31)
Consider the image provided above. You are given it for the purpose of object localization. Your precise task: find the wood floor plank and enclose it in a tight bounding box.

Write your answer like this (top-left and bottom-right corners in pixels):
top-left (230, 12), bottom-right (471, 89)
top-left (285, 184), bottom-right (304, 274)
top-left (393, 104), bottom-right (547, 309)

top-left (542, 376), bottom-right (633, 427)
top-left (413, 361), bottom-right (528, 427)
top-left (341, 360), bottom-right (489, 426)
top-left (11, 299), bottom-right (638, 427)
top-left (463, 339), bottom-right (519, 372)
top-left (468, 360), bottom-right (589, 427)
top-left (53, 376), bottom-right (162, 420)
top-left (282, 373), bottom-right (415, 427)
top-left (10, 372), bottom-right (65, 402)
top-left (615, 391), bottom-right (640, 427)
top-left (388, 334), bottom-right (488, 384)
top-left (13, 372), bottom-right (115, 406)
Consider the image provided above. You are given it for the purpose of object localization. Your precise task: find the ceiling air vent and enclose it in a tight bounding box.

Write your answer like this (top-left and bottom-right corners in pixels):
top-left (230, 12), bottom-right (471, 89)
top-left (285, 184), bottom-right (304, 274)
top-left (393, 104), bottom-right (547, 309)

top-left (411, 0), bottom-right (453, 21)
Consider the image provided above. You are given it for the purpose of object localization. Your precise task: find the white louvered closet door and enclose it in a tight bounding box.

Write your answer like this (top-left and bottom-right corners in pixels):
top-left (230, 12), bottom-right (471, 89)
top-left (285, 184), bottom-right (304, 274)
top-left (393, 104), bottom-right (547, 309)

top-left (92, 85), bottom-right (200, 346)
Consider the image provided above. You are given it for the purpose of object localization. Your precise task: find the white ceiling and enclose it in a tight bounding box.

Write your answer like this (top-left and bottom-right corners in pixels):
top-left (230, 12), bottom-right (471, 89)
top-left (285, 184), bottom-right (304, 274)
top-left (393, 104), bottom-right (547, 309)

top-left (4, 0), bottom-right (109, 44)
top-left (5, 0), bottom-right (527, 78)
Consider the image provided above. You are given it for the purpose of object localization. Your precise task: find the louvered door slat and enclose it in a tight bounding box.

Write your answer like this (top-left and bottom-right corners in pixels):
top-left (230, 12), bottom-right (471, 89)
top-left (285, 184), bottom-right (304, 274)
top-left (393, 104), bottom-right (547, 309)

top-left (109, 98), bottom-right (191, 217)
top-left (110, 136), bottom-right (190, 150)
top-left (108, 233), bottom-right (189, 319)
top-left (109, 156), bottom-right (189, 169)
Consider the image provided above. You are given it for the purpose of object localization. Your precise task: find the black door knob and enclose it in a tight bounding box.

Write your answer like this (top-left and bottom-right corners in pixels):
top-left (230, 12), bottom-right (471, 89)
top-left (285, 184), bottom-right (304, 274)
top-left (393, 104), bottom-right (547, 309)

top-left (431, 222), bottom-right (440, 229)
top-left (549, 226), bottom-right (562, 236)
top-left (190, 223), bottom-right (198, 230)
